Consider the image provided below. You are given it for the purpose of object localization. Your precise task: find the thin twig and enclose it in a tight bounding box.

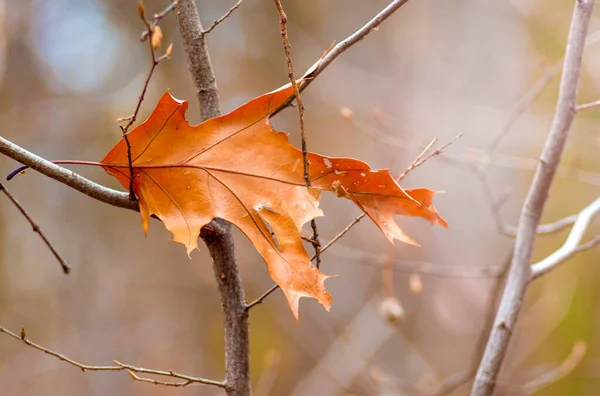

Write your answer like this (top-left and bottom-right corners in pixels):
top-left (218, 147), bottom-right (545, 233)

top-left (436, 249), bottom-right (512, 396)
top-left (397, 135), bottom-right (462, 182)
top-left (278, 0), bottom-right (412, 111)
top-left (0, 2), bottom-right (412, 213)
top-left (0, 137), bottom-right (137, 210)
top-left (414, 134), bottom-right (463, 168)
top-left (318, 133), bottom-right (460, 255)
top-left (531, 197), bottom-right (600, 280)
top-left (126, 370), bottom-right (191, 387)
top-left (0, 326), bottom-right (225, 388)
top-left (330, 242), bottom-right (504, 278)
top-left (273, 0), bottom-right (322, 267)
top-left (246, 132), bottom-right (460, 310)
top-left (575, 99), bottom-right (600, 111)
top-left (244, 211), bottom-right (365, 310)
top-left (0, 183), bottom-right (70, 274)
top-left (519, 340), bottom-right (587, 395)
top-left (119, 0), bottom-right (174, 198)
top-left (396, 138), bottom-right (438, 182)
top-left (471, 2), bottom-right (595, 395)
top-left (477, 167), bottom-right (579, 237)
top-left (245, 284), bottom-right (279, 310)
top-left (140, 0), bottom-right (178, 41)
top-left (487, 60), bottom-right (563, 152)
top-left (202, 0), bottom-right (245, 35)
top-left (347, 112), bottom-right (600, 187)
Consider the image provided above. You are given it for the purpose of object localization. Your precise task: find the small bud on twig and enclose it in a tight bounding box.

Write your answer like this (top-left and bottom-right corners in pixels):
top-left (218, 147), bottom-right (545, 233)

top-left (151, 26), bottom-right (163, 51)
top-left (137, 0), bottom-right (147, 21)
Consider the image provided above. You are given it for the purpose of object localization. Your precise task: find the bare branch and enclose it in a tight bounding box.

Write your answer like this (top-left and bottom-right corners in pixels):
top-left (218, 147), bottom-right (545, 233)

top-left (519, 340), bottom-right (587, 395)
top-left (246, 134), bottom-right (460, 310)
top-left (119, 0), bottom-right (174, 198)
top-left (140, 0), bottom-right (178, 41)
top-left (531, 197), bottom-right (600, 279)
top-left (575, 99), bottom-right (600, 111)
top-left (245, 284), bottom-right (279, 311)
top-left (342, 108), bottom-right (600, 187)
top-left (125, 370), bottom-right (192, 387)
top-left (174, 0), bottom-right (221, 120)
top-left (398, 134), bottom-right (463, 181)
top-left (471, 2), bottom-right (595, 395)
top-left (280, 0), bottom-right (412, 110)
top-left (0, 326), bottom-right (224, 388)
top-left (273, 0), bottom-right (322, 267)
top-left (396, 138), bottom-right (438, 182)
top-left (487, 60), bottom-right (563, 152)
top-left (478, 168), bottom-right (579, 237)
top-left (0, 182), bottom-right (70, 274)
top-left (174, 2), bottom-right (250, 395)
top-left (0, 137), bottom-right (137, 211)
top-left (202, 0), bottom-right (244, 35)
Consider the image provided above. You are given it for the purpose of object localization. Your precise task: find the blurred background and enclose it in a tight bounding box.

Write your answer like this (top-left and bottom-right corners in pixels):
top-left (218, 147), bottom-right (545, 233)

top-left (1, 0), bottom-right (600, 395)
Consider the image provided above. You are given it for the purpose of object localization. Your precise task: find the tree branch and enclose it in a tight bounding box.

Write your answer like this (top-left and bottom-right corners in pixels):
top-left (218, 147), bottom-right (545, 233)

top-left (273, 0), bottom-right (322, 267)
top-left (0, 136), bottom-right (137, 211)
top-left (202, 0), bottom-right (245, 35)
top-left (531, 197), bottom-right (600, 279)
top-left (518, 340), bottom-right (587, 395)
top-left (278, 0), bottom-right (412, 111)
top-left (174, 0), bottom-right (221, 120)
top-left (471, 1), bottom-right (595, 395)
top-left (0, 326), bottom-right (224, 388)
top-left (173, 1), bottom-right (250, 395)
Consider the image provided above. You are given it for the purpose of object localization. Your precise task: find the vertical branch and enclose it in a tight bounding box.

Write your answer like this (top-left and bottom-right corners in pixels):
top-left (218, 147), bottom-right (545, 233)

top-left (174, 0), bottom-right (221, 120)
top-left (471, 1), bottom-right (594, 395)
top-left (201, 221), bottom-right (251, 396)
top-left (273, 0), bottom-right (322, 267)
top-left (174, 1), bottom-right (250, 395)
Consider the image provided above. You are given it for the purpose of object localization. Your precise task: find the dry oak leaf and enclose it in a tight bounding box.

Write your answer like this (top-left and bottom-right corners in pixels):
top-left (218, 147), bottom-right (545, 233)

top-left (100, 83), bottom-right (447, 318)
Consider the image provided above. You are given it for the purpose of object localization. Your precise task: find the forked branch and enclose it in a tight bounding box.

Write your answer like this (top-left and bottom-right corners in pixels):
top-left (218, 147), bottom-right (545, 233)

top-left (531, 197), bottom-right (600, 279)
top-left (471, 1), bottom-right (595, 395)
top-left (0, 326), bottom-right (224, 388)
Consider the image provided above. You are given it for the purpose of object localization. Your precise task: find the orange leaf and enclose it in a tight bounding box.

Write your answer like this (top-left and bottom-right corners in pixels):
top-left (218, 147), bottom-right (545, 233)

top-left (101, 83), bottom-right (446, 318)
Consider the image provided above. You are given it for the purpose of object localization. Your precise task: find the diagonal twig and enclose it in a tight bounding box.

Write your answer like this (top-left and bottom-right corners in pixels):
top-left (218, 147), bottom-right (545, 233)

top-left (518, 340), bottom-right (587, 395)
top-left (575, 99), bottom-right (600, 111)
top-left (279, 0), bottom-right (412, 111)
top-left (245, 135), bottom-right (458, 310)
top-left (140, 0), bottom-right (178, 41)
top-left (487, 60), bottom-right (563, 153)
top-left (202, 0), bottom-right (245, 35)
top-left (0, 182), bottom-right (70, 274)
top-left (0, 2), bottom-right (411, 215)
